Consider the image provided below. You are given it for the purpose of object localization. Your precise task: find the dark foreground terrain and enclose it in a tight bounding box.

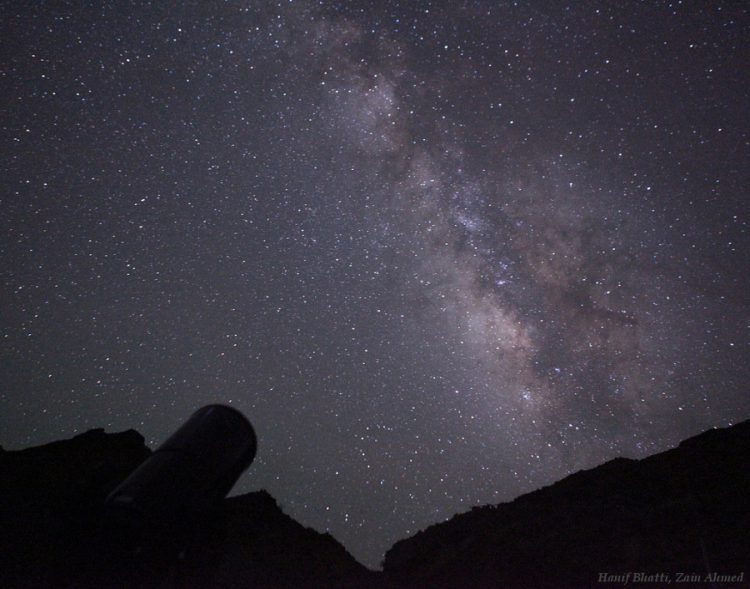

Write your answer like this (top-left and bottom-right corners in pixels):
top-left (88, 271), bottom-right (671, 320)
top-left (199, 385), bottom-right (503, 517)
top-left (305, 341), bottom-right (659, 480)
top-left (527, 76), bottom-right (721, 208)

top-left (1, 420), bottom-right (748, 588)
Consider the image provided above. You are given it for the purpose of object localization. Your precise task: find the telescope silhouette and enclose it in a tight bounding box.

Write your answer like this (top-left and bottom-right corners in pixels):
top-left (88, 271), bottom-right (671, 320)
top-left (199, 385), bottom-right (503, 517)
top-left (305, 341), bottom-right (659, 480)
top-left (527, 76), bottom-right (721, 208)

top-left (106, 404), bottom-right (257, 525)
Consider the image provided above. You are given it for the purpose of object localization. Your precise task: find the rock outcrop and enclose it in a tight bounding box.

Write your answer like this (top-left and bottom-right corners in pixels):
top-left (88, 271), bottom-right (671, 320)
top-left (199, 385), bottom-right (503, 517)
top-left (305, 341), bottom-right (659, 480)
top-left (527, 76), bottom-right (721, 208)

top-left (0, 428), bottom-right (372, 588)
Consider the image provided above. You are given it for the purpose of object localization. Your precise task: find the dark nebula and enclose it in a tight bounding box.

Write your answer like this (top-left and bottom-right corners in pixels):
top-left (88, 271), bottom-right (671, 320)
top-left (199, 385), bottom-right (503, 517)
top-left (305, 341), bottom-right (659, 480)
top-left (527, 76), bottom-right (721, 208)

top-left (1, 1), bottom-right (748, 567)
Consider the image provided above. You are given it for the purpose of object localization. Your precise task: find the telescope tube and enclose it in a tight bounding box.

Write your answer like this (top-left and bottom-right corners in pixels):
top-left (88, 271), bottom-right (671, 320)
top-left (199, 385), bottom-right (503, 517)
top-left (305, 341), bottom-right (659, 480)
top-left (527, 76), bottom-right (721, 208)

top-left (106, 404), bottom-right (257, 523)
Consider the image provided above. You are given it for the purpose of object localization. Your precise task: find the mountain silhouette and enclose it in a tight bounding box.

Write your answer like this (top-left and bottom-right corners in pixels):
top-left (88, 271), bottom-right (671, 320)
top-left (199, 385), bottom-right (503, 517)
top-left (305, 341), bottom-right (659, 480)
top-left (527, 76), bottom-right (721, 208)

top-left (1, 421), bottom-right (748, 588)
top-left (383, 420), bottom-right (750, 588)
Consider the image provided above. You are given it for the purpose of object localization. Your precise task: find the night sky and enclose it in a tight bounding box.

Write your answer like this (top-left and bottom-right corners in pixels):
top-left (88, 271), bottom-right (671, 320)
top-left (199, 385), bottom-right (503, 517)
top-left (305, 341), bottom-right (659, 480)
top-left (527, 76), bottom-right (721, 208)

top-left (2, 1), bottom-right (748, 569)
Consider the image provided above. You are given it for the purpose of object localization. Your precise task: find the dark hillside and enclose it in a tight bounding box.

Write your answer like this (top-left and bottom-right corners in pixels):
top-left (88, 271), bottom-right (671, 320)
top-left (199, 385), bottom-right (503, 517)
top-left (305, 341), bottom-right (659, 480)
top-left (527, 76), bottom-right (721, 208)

top-left (1, 421), bottom-right (748, 587)
top-left (383, 421), bottom-right (750, 588)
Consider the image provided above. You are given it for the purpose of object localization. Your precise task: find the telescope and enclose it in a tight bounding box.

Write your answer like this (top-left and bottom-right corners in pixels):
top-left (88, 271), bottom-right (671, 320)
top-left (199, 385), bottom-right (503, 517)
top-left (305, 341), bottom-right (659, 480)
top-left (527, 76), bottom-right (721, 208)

top-left (106, 404), bottom-right (257, 525)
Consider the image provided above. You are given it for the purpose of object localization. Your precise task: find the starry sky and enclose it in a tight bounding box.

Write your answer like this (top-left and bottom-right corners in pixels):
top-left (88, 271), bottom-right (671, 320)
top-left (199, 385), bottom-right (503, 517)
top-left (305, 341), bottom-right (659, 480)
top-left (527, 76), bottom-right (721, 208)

top-left (1, 0), bottom-right (748, 569)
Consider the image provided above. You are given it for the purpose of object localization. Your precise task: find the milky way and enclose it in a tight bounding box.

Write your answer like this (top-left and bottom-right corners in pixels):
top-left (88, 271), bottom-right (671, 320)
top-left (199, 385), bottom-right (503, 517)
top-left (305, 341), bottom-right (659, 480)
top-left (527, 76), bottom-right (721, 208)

top-left (2, 1), bottom-right (748, 568)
